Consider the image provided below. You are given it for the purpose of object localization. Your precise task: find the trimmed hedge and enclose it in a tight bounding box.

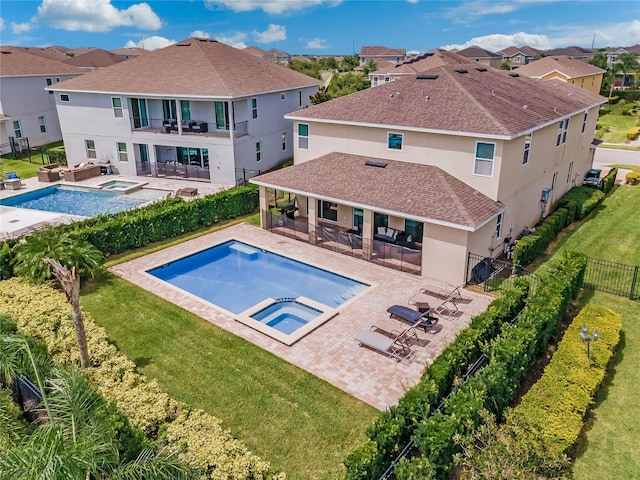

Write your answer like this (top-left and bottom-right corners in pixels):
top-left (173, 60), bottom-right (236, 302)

top-left (512, 187), bottom-right (605, 267)
top-left (627, 126), bottom-right (640, 140)
top-left (344, 281), bottom-right (529, 479)
top-left (404, 251), bottom-right (587, 477)
top-left (601, 167), bottom-right (618, 194)
top-left (508, 304), bottom-right (621, 456)
top-left (627, 171), bottom-right (640, 185)
top-left (0, 278), bottom-right (279, 479)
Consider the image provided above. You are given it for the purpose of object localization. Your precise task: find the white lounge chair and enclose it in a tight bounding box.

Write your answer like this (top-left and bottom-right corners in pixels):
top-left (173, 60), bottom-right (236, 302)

top-left (355, 327), bottom-right (415, 362)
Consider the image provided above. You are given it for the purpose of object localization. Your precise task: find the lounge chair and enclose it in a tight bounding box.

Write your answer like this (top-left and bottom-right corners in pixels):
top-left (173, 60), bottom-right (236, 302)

top-left (355, 326), bottom-right (415, 361)
top-left (410, 283), bottom-right (463, 316)
top-left (387, 304), bottom-right (439, 332)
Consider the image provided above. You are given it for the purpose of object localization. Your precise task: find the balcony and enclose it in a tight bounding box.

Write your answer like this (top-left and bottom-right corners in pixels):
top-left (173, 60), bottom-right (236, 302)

top-left (131, 118), bottom-right (248, 138)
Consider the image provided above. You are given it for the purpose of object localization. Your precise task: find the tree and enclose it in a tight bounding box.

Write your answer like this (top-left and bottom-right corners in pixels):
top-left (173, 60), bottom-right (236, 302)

top-left (13, 228), bottom-right (104, 368)
top-left (588, 52), bottom-right (608, 70)
top-left (327, 72), bottom-right (370, 98)
top-left (618, 52), bottom-right (640, 87)
top-left (362, 59), bottom-right (378, 77)
top-left (309, 85), bottom-right (332, 104)
top-left (500, 60), bottom-right (511, 70)
top-left (339, 54), bottom-right (360, 72)
top-left (607, 62), bottom-right (624, 100)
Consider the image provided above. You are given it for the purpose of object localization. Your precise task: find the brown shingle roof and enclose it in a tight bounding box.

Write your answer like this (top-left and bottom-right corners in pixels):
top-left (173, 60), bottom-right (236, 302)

top-left (50, 38), bottom-right (320, 97)
top-left (360, 46), bottom-right (406, 57)
top-left (251, 152), bottom-right (503, 229)
top-left (63, 48), bottom-right (125, 68)
top-left (515, 55), bottom-right (605, 79)
top-left (499, 46), bottom-right (541, 57)
top-left (372, 49), bottom-right (472, 75)
top-left (0, 46), bottom-right (85, 76)
top-left (543, 46), bottom-right (594, 57)
top-left (12, 46), bottom-right (69, 62)
top-left (111, 47), bottom-right (148, 57)
top-left (457, 46), bottom-right (502, 59)
top-left (288, 65), bottom-right (606, 138)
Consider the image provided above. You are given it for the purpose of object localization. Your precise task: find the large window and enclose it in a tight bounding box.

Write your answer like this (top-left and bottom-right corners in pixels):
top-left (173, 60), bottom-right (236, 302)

top-left (180, 100), bottom-right (191, 121)
top-left (131, 98), bottom-right (148, 128)
top-left (557, 118), bottom-right (569, 146)
top-left (214, 101), bottom-right (229, 130)
top-left (85, 139), bottom-right (96, 159)
top-left (111, 97), bottom-right (123, 118)
top-left (38, 116), bottom-right (46, 133)
top-left (12, 120), bottom-right (22, 138)
top-left (117, 142), bottom-right (128, 162)
top-left (387, 132), bottom-right (403, 150)
top-left (162, 99), bottom-right (177, 121)
top-left (318, 200), bottom-right (338, 222)
top-left (522, 133), bottom-right (531, 165)
top-left (374, 212), bottom-right (388, 230)
top-left (353, 208), bottom-right (363, 231)
top-left (298, 123), bottom-right (309, 149)
top-left (177, 147), bottom-right (209, 168)
top-left (256, 142), bottom-right (261, 162)
top-left (404, 219), bottom-right (423, 242)
top-left (474, 141), bottom-right (495, 176)
top-left (251, 98), bottom-right (258, 119)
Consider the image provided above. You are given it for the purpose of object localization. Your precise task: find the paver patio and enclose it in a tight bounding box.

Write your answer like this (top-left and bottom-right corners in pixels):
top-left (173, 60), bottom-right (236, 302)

top-left (111, 223), bottom-right (492, 409)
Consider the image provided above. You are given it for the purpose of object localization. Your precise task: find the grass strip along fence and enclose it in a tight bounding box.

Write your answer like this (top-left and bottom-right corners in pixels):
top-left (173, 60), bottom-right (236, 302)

top-left (345, 251), bottom-right (587, 479)
top-left (0, 184), bottom-right (259, 278)
top-left (512, 186), bottom-right (605, 267)
top-left (0, 278), bottom-right (281, 479)
top-left (343, 281), bottom-right (530, 479)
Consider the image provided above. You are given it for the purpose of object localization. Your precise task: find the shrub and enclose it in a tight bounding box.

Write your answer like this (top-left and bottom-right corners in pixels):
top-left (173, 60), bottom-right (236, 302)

top-left (608, 95), bottom-right (619, 104)
top-left (601, 167), bottom-right (618, 194)
top-left (0, 278), bottom-right (278, 478)
top-left (626, 171), bottom-right (640, 185)
top-left (626, 126), bottom-right (640, 140)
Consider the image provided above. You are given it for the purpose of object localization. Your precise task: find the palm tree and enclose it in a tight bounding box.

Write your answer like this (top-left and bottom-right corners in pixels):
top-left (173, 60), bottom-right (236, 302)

top-left (608, 62), bottom-right (624, 101)
top-left (618, 52), bottom-right (640, 87)
top-left (12, 228), bottom-right (104, 368)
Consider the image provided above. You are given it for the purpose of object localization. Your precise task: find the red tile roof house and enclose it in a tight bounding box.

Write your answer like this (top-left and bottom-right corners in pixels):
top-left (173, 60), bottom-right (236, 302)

top-left (0, 46), bottom-right (84, 153)
top-left (47, 38), bottom-right (321, 184)
top-left (250, 66), bottom-right (606, 285)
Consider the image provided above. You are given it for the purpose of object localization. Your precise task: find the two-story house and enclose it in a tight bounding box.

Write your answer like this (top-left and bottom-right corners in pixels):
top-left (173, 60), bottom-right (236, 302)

top-left (359, 46), bottom-right (406, 66)
top-left (456, 46), bottom-right (503, 68)
top-left (48, 38), bottom-right (320, 185)
top-left (0, 46), bottom-right (84, 153)
top-left (498, 46), bottom-right (541, 69)
top-left (515, 55), bottom-right (605, 94)
top-left (251, 66), bottom-right (606, 284)
top-left (369, 49), bottom-right (472, 86)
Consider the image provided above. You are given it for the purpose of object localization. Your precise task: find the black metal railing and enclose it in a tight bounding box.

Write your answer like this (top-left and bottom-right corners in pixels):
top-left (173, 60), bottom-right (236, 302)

top-left (466, 252), bottom-right (537, 294)
top-left (584, 257), bottom-right (639, 300)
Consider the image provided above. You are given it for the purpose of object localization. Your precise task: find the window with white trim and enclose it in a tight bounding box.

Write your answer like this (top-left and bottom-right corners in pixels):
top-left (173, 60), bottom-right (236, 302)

top-left (280, 92), bottom-right (285, 100)
top-left (281, 132), bottom-right (286, 151)
top-left (117, 142), bottom-right (128, 162)
top-left (85, 139), bottom-right (96, 159)
top-left (111, 97), bottom-right (123, 118)
top-left (46, 78), bottom-right (53, 94)
top-left (373, 76), bottom-right (379, 86)
top-left (38, 116), bottom-right (46, 133)
top-left (556, 118), bottom-right (569, 146)
top-left (256, 142), bottom-right (261, 162)
top-left (318, 200), bottom-right (338, 222)
top-left (251, 98), bottom-right (258, 119)
top-left (495, 213), bottom-right (503, 238)
top-left (581, 112), bottom-right (588, 134)
top-left (522, 133), bottom-right (532, 165)
top-left (12, 120), bottom-right (22, 138)
top-left (567, 161), bottom-right (573, 184)
top-left (298, 123), bottom-right (309, 149)
top-left (474, 141), bottom-right (495, 176)
top-left (298, 90), bottom-right (302, 107)
top-left (387, 132), bottom-right (403, 150)
top-left (60, 93), bottom-right (70, 102)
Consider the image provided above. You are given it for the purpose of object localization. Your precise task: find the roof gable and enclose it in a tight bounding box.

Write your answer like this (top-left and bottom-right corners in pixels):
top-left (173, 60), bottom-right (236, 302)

top-left (515, 55), bottom-right (605, 79)
top-left (63, 48), bottom-right (125, 68)
top-left (360, 46), bottom-right (406, 57)
top-left (0, 46), bottom-right (85, 76)
top-left (457, 45), bottom-right (502, 58)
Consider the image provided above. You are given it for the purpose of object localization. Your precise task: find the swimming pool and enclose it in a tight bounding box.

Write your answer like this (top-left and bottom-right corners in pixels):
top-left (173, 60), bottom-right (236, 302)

top-left (251, 300), bottom-right (322, 335)
top-left (0, 185), bottom-right (169, 217)
top-left (97, 180), bottom-right (145, 192)
top-left (147, 240), bottom-right (369, 342)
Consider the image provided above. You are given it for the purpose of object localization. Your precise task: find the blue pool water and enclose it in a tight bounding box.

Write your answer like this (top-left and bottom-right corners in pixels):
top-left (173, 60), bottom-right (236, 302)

top-left (251, 301), bottom-right (322, 335)
top-left (1, 185), bottom-right (168, 217)
top-left (148, 240), bottom-right (368, 314)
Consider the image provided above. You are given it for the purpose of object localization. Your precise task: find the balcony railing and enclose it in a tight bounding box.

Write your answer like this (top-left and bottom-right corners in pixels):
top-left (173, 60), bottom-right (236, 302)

top-left (130, 118), bottom-right (248, 138)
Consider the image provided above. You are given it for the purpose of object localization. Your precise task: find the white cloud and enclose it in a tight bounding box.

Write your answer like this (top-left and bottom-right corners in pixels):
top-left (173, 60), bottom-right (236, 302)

top-left (0, 18), bottom-right (5, 31)
top-left (441, 32), bottom-right (552, 52)
top-left (34, 0), bottom-right (163, 33)
top-left (205, 0), bottom-right (340, 14)
top-left (445, 1), bottom-right (518, 23)
top-left (214, 32), bottom-right (248, 49)
top-left (407, 0), bottom-right (418, 3)
top-left (11, 22), bottom-right (31, 34)
top-left (253, 24), bottom-right (286, 44)
top-left (124, 35), bottom-right (175, 50)
top-left (305, 38), bottom-right (329, 49)
top-left (190, 29), bottom-right (211, 38)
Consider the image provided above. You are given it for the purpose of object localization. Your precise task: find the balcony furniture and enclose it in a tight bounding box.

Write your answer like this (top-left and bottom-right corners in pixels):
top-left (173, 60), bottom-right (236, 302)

top-left (280, 203), bottom-right (298, 219)
top-left (61, 163), bottom-right (101, 182)
top-left (190, 121), bottom-right (208, 133)
top-left (163, 120), bottom-right (178, 133)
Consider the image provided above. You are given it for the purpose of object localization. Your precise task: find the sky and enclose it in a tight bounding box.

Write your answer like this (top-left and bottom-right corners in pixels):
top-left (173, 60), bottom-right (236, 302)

top-left (0, 0), bottom-right (639, 55)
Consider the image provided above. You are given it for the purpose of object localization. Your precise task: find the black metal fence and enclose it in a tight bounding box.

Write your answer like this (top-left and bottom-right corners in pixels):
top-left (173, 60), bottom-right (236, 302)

top-left (466, 252), bottom-right (537, 294)
top-left (584, 257), bottom-right (639, 300)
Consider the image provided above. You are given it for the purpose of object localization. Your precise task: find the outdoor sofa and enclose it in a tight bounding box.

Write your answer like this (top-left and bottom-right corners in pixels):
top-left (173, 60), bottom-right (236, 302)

top-left (62, 163), bottom-right (101, 182)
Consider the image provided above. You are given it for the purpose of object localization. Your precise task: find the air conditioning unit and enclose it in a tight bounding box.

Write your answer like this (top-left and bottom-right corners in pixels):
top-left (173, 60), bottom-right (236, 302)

top-left (541, 187), bottom-right (551, 203)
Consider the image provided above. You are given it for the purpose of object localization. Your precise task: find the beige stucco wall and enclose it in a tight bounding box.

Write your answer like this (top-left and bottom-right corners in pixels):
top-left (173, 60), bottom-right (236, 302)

top-left (421, 224), bottom-right (469, 285)
top-left (540, 72), bottom-right (603, 95)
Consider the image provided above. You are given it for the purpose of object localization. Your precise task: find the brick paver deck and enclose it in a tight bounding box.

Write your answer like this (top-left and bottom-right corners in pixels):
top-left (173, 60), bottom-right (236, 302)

top-left (111, 223), bottom-right (492, 410)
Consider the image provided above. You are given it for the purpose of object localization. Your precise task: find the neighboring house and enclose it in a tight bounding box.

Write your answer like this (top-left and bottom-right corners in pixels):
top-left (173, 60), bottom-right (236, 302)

top-left (369, 49), bottom-right (472, 86)
top-left (243, 46), bottom-right (291, 65)
top-left (515, 55), bottom-right (605, 94)
top-left (456, 46), bottom-right (503, 68)
top-left (498, 46), bottom-right (541, 68)
top-left (48, 38), bottom-right (320, 185)
top-left (0, 46), bottom-right (84, 153)
top-left (359, 46), bottom-right (406, 65)
top-left (251, 66), bottom-right (605, 285)
top-left (63, 48), bottom-right (126, 71)
top-left (12, 46), bottom-right (70, 62)
top-left (111, 47), bottom-right (149, 60)
top-left (541, 46), bottom-right (595, 62)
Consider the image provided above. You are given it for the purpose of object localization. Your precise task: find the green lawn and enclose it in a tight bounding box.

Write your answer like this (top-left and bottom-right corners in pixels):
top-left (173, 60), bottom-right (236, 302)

top-left (1, 140), bottom-right (63, 179)
top-left (540, 185), bottom-right (640, 478)
top-left (81, 244), bottom-right (377, 479)
top-left (597, 112), bottom-right (639, 143)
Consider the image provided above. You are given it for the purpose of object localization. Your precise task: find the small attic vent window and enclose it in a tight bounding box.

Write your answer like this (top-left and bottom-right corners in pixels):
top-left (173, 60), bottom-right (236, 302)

top-left (454, 68), bottom-right (468, 74)
top-left (416, 74), bottom-right (438, 80)
top-left (365, 160), bottom-right (388, 168)
top-left (509, 73), bottom-right (520, 77)
top-left (176, 42), bottom-right (192, 46)
top-left (475, 67), bottom-right (487, 72)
